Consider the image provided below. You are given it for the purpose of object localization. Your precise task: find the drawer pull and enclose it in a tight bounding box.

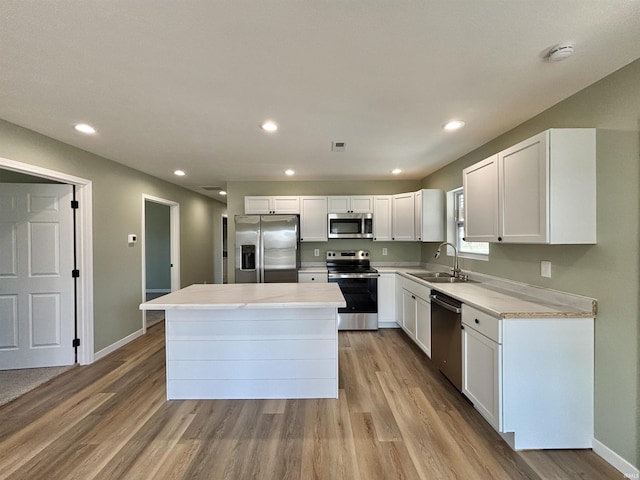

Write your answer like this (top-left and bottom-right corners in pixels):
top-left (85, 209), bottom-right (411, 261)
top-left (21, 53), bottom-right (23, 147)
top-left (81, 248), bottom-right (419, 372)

top-left (475, 318), bottom-right (479, 324)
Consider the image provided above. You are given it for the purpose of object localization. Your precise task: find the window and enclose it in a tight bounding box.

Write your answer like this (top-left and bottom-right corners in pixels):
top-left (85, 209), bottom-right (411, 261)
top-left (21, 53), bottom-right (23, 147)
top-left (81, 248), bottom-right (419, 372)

top-left (449, 188), bottom-right (489, 259)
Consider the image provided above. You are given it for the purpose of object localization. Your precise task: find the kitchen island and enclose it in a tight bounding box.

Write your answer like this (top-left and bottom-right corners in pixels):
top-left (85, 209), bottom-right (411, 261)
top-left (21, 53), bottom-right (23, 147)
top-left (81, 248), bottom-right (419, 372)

top-left (140, 283), bottom-right (346, 400)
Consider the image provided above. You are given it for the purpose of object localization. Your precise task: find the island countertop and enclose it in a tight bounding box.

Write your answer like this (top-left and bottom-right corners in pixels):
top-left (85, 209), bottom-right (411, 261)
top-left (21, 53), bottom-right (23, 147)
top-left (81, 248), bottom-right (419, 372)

top-left (140, 282), bottom-right (346, 311)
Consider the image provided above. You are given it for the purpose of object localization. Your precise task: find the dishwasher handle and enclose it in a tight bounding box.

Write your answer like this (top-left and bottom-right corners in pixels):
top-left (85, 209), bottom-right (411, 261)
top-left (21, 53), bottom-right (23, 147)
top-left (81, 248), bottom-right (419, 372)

top-left (430, 294), bottom-right (462, 314)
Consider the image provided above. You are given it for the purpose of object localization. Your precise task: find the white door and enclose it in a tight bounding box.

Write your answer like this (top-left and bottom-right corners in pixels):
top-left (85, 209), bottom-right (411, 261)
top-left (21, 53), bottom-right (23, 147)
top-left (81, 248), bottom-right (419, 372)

top-left (0, 183), bottom-right (75, 369)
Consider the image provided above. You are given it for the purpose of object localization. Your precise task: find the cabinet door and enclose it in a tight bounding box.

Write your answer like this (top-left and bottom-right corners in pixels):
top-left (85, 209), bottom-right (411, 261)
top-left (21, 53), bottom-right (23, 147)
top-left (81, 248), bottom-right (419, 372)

top-left (414, 296), bottom-right (431, 357)
top-left (244, 196), bottom-right (272, 214)
top-left (272, 196), bottom-right (300, 214)
top-left (463, 155), bottom-right (500, 242)
top-left (350, 196), bottom-right (374, 213)
top-left (401, 289), bottom-right (417, 337)
top-left (373, 196), bottom-right (392, 241)
top-left (498, 132), bottom-right (548, 243)
top-left (415, 189), bottom-right (445, 243)
top-left (392, 193), bottom-right (415, 241)
top-left (327, 196), bottom-right (350, 213)
top-left (377, 273), bottom-right (396, 325)
top-left (462, 326), bottom-right (502, 431)
top-left (300, 196), bottom-right (327, 242)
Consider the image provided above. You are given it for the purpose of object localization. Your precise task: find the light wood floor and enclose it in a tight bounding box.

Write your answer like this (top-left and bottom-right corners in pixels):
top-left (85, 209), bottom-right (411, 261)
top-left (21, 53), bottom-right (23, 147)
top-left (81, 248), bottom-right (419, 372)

top-left (0, 323), bottom-right (621, 480)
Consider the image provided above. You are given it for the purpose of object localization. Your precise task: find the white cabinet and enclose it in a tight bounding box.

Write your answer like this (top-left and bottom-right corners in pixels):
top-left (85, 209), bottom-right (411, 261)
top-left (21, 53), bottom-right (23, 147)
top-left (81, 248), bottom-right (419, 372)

top-left (463, 129), bottom-right (596, 244)
top-left (392, 192), bottom-right (415, 241)
top-left (244, 196), bottom-right (300, 214)
top-left (398, 275), bottom-right (431, 358)
top-left (377, 272), bottom-right (396, 325)
top-left (461, 303), bottom-right (594, 450)
top-left (414, 295), bottom-right (431, 357)
top-left (462, 306), bottom-right (502, 431)
top-left (373, 196), bottom-right (392, 241)
top-left (298, 271), bottom-right (328, 283)
top-left (414, 189), bottom-right (445, 242)
top-left (462, 155), bottom-right (499, 242)
top-left (299, 196), bottom-right (327, 242)
top-left (327, 195), bottom-right (373, 213)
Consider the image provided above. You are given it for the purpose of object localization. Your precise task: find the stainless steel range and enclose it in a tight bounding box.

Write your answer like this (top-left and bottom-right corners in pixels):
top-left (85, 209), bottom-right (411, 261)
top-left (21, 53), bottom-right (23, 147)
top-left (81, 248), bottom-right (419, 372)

top-left (326, 250), bottom-right (379, 330)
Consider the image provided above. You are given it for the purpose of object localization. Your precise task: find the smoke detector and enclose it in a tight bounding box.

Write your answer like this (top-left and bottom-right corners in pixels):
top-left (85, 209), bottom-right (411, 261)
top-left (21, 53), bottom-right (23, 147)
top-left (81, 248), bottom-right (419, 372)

top-left (547, 43), bottom-right (574, 62)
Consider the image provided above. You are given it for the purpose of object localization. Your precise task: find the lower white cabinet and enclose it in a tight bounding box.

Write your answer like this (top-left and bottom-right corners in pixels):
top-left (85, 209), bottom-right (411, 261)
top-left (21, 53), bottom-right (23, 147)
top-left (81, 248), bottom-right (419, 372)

top-left (461, 304), bottom-right (594, 450)
top-left (377, 272), bottom-right (396, 325)
top-left (398, 275), bottom-right (431, 358)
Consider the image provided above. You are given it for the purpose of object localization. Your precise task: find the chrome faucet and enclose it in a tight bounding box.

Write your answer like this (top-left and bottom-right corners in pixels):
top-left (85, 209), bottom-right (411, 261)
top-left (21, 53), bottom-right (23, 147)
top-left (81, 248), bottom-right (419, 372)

top-left (434, 242), bottom-right (461, 278)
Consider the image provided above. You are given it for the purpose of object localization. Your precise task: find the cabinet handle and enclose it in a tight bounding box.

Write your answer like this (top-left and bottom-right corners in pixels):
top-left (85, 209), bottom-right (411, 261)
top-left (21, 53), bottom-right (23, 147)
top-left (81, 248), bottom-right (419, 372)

top-left (462, 237), bottom-right (466, 241)
top-left (412, 295), bottom-right (416, 299)
top-left (475, 318), bottom-right (479, 324)
top-left (498, 236), bottom-right (502, 242)
top-left (461, 325), bottom-right (465, 330)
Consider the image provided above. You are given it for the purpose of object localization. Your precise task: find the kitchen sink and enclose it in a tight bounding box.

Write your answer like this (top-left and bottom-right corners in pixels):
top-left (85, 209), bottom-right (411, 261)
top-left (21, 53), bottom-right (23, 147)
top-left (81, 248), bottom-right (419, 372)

top-left (427, 276), bottom-right (477, 284)
top-left (408, 271), bottom-right (452, 280)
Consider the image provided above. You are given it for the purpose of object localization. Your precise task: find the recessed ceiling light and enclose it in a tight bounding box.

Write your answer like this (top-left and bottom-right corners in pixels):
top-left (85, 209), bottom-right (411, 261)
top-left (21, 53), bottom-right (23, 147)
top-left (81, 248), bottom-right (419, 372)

top-left (443, 120), bottom-right (465, 131)
top-left (261, 121), bottom-right (278, 132)
top-left (285, 169), bottom-right (295, 176)
top-left (219, 191), bottom-right (227, 196)
top-left (392, 168), bottom-right (402, 175)
top-left (74, 123), bottom-right (96, 134)
top-left (174, 170), bottom-right (186, 176)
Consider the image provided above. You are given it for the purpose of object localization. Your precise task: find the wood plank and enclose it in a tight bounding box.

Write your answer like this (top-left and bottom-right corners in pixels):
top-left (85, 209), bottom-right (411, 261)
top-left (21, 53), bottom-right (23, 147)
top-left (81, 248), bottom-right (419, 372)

top-left (0, 323), bottom-right (623, 480)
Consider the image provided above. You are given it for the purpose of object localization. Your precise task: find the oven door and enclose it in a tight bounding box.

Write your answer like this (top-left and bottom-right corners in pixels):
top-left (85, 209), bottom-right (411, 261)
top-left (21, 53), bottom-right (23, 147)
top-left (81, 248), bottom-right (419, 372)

top-left (329, 276), bottom-right (378, 330)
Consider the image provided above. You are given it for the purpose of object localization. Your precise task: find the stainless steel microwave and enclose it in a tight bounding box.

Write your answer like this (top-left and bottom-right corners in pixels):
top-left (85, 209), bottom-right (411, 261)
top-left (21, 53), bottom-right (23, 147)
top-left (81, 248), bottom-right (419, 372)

top-left (328, 213), bottom-right (373, 239)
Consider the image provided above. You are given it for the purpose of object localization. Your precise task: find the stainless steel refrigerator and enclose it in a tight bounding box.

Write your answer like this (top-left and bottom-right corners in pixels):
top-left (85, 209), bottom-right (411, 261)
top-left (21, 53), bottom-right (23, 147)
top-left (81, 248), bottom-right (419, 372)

top-left (235, 215), bottom-right (300, 283)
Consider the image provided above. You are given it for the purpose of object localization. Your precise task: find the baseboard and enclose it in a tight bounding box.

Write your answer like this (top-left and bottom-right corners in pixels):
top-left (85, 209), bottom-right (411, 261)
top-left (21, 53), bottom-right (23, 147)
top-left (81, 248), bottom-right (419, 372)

top-left (378, 322), bottom-right (401, 329)
top-left (592, 438), bottom-right (639, 478)
top-left (94, 329), bottom-right (144, 362)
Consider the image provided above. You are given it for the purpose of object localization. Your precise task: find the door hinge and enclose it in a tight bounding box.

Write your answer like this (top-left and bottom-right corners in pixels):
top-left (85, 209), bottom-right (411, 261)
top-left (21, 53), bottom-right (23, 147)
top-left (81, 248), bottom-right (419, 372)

top-left (72, 338), bottom-right (80, 347)
top-left (71, 200), bottom-right (79, 209)
top-left (72, 269), bottom-right (80, 278)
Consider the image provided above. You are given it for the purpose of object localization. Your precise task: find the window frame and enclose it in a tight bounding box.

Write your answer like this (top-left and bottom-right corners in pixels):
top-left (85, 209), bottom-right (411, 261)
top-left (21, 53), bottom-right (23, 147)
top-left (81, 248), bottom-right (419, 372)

top-left (447, 187), bottom-right (489, 261)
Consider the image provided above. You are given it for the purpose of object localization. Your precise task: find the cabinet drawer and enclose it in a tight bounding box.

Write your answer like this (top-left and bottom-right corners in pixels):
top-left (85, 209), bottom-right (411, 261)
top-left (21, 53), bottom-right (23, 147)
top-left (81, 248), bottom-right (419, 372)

top-left (462, 304), bottom-right (501, 343)
top-left (298, 272), bottom-right (328, 283)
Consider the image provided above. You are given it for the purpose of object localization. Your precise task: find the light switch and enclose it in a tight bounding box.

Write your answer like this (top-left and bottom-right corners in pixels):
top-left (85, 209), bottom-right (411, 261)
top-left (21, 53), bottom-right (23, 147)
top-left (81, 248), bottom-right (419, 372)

top-left (541, 261), bottom-right (551, 278)
top-left (382, 248), bottom-right (388, 256)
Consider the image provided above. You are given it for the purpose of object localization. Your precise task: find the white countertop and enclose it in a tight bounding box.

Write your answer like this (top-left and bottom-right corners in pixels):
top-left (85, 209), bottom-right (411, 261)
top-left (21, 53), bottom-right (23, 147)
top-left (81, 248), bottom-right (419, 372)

top-left (140, 283), bottom-right (346, 310)
top-left (380, 267), bottom-right (596, 319)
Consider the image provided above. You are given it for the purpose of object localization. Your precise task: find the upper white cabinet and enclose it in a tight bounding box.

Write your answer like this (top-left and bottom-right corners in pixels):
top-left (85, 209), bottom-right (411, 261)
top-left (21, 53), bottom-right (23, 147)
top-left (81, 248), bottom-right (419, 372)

top-left (244, 196), bottom-right (300, 215)
top-left (299, 196), bottom-right (328, 242)
top-left (392, 192), bottom-right (415, 241)
top-left (463, 129), bottom-right (596, 244)
top-left (373, 196), bottom-right (392, 241)
top-left (414, 189), bottom-right (445, 242)
top-left (327, 195), bottom-right (374, 213)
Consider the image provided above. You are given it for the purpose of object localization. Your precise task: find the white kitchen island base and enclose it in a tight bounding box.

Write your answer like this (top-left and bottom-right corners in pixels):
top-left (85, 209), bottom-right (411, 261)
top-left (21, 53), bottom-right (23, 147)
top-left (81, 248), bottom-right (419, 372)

top-left (140, 283), bottom-right (346, 400)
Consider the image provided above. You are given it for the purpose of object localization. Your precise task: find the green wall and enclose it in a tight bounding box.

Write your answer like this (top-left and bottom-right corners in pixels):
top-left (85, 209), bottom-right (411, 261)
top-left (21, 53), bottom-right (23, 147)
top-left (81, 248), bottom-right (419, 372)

top-left (0, 119), bottom-right (221, 352)
top-left (421, 59), bottom-right (640, 468)
top-left (226, 180), bottom-right (422, 282)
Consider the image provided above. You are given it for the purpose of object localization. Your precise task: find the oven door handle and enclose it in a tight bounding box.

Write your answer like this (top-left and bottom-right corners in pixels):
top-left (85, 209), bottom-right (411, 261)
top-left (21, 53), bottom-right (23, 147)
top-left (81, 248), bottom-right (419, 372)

top-left (328, 273), bottom-right (380, 279)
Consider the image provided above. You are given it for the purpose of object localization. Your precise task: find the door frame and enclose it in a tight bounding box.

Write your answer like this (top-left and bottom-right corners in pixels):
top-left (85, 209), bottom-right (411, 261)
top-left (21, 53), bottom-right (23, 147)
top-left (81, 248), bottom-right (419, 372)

top-left (141, 194), bottom-right (180, 333)
top-left (0, 156), bottom-right (94, 365)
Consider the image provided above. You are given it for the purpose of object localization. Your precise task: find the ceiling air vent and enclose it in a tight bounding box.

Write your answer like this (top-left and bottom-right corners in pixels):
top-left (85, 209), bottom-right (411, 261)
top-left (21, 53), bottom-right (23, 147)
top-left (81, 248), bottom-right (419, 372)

top-left (331, 141), bottom-right (346, 152)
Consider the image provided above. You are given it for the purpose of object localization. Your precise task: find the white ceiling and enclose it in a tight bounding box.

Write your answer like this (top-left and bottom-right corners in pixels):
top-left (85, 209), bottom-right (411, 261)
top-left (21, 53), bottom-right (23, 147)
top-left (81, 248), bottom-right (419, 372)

top-left (2, 1), bottom-right (640, 203)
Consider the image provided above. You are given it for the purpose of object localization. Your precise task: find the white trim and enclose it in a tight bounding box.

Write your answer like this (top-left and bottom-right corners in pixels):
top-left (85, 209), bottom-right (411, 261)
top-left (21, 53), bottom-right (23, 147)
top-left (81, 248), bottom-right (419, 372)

top-left (94, 329), bottom-right (144, 361)
top-left (0, 157), bottom-right (95, 365)
top-left (592, 438), bottom-right (639, 478)
top-left (141, 194), bottom-right (180, 333)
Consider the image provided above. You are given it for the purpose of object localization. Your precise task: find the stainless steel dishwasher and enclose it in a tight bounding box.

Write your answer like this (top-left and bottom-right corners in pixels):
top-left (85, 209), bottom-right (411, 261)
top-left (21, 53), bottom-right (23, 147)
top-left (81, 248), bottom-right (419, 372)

top-left (430, 291), bottom-right (463, 391)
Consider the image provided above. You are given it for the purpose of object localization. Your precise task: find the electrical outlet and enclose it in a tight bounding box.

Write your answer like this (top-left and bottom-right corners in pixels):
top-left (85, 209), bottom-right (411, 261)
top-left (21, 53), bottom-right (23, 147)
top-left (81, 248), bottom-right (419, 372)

top-left (314, 249), bottom-right (320, 257)
top-left (382, 248), bottom-right (388, 256)
top-left (541, 261), bottom-right (552, 278)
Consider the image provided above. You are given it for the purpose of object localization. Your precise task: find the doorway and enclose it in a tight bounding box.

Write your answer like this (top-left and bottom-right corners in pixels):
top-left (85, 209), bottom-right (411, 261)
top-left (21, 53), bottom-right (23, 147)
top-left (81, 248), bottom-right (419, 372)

top-left (141, 194), bottom-right (179, 332)
top-left (0, 157), bottom-right (94, 366)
